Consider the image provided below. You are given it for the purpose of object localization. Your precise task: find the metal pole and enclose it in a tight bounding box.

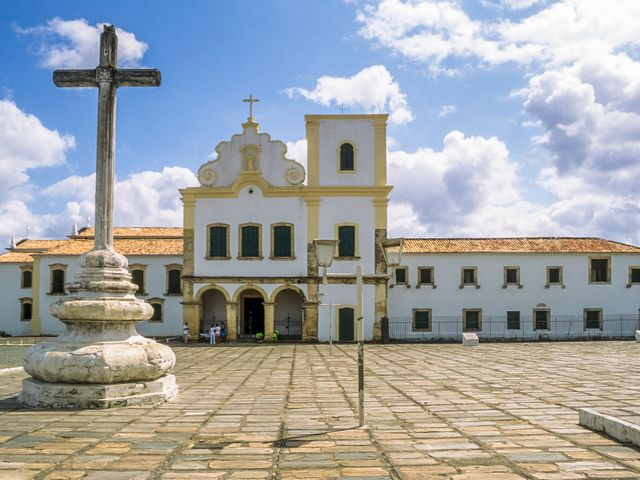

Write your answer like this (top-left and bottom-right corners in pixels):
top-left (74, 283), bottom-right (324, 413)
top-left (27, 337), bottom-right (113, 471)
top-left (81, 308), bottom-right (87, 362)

top-left (356, 265), bottom-right (364, 427)
top-left (329, 304), bottom-right (333, 356)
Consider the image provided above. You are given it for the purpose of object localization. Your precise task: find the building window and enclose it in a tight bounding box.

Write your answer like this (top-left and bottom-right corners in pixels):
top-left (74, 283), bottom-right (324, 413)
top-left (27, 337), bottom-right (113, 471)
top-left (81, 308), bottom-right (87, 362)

top-left (394, 266), bottom-right (408, 285)
top-left (129, 265), bottom-right (146, 296)
top-left (628, 267), bottom-right (640, 287)
top-left (338, 142), bottom-right (355, 172)
top-left (584, 308), bottom-right (602, 330)
top-left (504, 267), bottom-right (520, 287)
top-left (589, 257), bottom-right (610, 284)
top-left (336, 224), bottom-right (357, 258)
top-left (239, 223), bottom-right (262, 258)
top-left (272, 223), bottom-right (294, 258)
top-left (533, 309), bottom-right (550, 330)
top-left (21, 268), bottom-right (32, 289)
top-left (417, 267), bottom-right (434, 287)
top-left (208, 224), bottom-right (229, 258)
top-left (507, 311), bottom-right (520, 330)
top-left (20, 298), bottom-right (32, 321)
top-left (147, 298), bottom-right (164, 323)
top-left (463, 308), bottom-right (482, 331)
top-left (460, 267), bottom-right (478, 288)
top-left (413, 309), bottom-right (431, 332)
top-left (166, 266), bottom-right (182, 295)
top-left (546, 266), bottom-right (563, 287)
top-left (49, 265), bottom-right (67, 295)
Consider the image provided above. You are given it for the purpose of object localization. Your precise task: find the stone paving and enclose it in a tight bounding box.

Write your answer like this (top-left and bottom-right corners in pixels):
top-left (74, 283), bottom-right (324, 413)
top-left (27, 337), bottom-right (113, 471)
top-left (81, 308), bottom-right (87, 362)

top-left (0, 341), bottom-right (639, 479)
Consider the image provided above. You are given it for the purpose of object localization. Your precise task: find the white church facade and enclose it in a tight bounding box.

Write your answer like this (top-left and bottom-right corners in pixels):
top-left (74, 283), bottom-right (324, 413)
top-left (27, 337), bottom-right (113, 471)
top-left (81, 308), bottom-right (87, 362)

top-left (1, 113), bottom-right (640, 341)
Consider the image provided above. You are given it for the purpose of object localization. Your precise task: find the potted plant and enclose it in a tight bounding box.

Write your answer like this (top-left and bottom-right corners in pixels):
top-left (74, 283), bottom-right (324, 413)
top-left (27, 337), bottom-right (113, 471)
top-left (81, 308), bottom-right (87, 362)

top-left (255, 332), bottom-right (264, 343)
top-left (272, 329), bottom-right (280, 342)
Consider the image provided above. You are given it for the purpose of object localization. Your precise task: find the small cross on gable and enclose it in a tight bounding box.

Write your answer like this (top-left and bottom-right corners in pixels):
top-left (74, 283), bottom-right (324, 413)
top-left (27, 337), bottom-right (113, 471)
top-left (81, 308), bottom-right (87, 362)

top-left (242, 94), bottom-right (260, 121)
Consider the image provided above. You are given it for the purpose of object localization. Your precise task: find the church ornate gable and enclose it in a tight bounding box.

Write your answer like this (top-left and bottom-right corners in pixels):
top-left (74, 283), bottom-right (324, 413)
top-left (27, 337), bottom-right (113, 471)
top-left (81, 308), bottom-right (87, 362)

top-left (197, 118), bottom-right (305, 188)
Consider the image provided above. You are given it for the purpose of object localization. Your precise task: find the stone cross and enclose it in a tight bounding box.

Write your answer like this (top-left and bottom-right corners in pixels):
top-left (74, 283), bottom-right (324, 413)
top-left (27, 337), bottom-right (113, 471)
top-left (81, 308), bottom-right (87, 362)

top-left (242, 94), bottom-right (259, 120)
top-left (53, 25), bottom-right (160, 252)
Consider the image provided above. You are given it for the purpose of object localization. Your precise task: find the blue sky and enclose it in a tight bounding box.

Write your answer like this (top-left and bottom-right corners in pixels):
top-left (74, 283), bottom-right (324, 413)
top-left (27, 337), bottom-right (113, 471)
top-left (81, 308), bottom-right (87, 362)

top-left (2, 1), bottom-right (640, 244)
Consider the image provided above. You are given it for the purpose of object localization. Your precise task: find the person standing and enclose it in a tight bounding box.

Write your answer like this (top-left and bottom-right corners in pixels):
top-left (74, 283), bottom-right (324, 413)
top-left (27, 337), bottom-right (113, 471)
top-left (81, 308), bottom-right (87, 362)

top-left (183, 323), bottom-right (189, 344)
top-left (210, 324), bottom-right (216, 345)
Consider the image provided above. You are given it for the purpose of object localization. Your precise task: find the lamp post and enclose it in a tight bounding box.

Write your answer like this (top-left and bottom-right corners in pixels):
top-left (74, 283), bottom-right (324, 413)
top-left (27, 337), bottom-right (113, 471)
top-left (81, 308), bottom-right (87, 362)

top-left (380, 238), bottom-right (404, 342)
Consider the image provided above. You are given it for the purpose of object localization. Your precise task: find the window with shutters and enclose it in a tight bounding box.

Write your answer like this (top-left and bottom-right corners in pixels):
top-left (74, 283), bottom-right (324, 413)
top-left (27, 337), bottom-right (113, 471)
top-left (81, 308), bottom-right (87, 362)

top-left (546, 266), bottom-right (563, 287)
top-left (417, 267), bottom-right (434, 287)
top-left (239, 223), bottom-right (262, 258)
top-left (394, 266), bottom-right (408, 285)
top-left (533, 309), bottom-right (550, 330)
top-left (589, 257), bottom-right (610, 284)
top-left (20, 298), bottom-right (32, 321)
top-left (412, 309), bottom-right (431, 332)
top-left (271, 223), bottom-right (294, 259)
top-left (584, 308), bottom-right (602, 330)
top-left (463, 308), bottom-right (482, 331)
top-left (147, 298), bottom-right (164, 323)
top-left (207, 224), bottom-right (229, 259)
top-left (130, 267), bottom-right (146, 296)
top-left (166, 265), bottom-right (182, 295)
top-left (504, 266), bottom-right (520, 287)
top-left (336, 224), bottom-right (357, 258)
top-left (49, 264), bottom-right (67, 295)
top-left (21, 267), bottom-right (32, 289)
top-left (460, 267), bottom-right (478, 288)
top-left (338, 142), bottom-right (355, 172)
top-left (628, 267), bottom-right (640, 286)
top-left (507, 311), bottom-right (520, 330)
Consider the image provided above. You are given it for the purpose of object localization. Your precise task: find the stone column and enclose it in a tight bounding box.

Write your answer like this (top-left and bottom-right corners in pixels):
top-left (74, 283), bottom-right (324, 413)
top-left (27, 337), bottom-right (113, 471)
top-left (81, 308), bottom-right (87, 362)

top-left (264, 302), bottom-right (275, 340)
top-left (182, 302), bottom-right (200, 340)
top-left (373, 282), bottom-right (386, 341)
top-left (303, 301), bottom-right (319, 341)
top-left (226, 302), bottom-right (238, 341)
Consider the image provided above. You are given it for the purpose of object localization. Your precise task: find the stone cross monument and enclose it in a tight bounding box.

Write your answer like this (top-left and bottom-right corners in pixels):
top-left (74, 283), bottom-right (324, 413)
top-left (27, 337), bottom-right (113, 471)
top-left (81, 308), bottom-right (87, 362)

top-left (21, 25), bottom-right (178, 408)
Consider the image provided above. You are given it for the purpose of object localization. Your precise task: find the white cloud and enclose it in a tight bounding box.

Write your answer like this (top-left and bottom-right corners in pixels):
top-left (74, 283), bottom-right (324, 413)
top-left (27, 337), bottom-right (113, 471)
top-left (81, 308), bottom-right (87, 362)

top-left (16, 17), bottom-right (148, 68)
top-left (0, 99), bottom-right (75, 241)
top-left (285, 139), bottom-right (308, 173)
top-left (285, 65), bottom-right (413, 125)
top-left (438, 105), bottom-right (456, 118)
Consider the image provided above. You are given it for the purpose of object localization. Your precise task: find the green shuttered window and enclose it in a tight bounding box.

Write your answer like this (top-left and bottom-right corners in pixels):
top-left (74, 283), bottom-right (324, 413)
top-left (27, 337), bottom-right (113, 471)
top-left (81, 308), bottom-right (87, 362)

top-left (338, 225), bottom-right (356, 257)
top-left (339, 143), bottom-right (355, 171)
top-left (241, 225), bottom-right (260, 257)
top-left (273, 225), bottom-right (292, 258)
top-left (209, 226), bottom-right (228, 257)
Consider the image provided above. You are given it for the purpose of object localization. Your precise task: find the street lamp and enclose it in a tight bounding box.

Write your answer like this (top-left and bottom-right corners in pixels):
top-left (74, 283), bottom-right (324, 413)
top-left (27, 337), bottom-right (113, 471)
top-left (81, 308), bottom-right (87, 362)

top-left (381, 238), bottom-right (404, 269)
top-left (313, 239), bottom-right (338, 284)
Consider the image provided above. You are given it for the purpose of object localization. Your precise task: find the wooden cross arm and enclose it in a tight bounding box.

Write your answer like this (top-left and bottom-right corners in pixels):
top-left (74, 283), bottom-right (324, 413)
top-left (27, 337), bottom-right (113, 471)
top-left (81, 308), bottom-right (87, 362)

top-left (53, 70), bottom-right (95, 88)
top-left (115, 69), bottom-right (161, 87)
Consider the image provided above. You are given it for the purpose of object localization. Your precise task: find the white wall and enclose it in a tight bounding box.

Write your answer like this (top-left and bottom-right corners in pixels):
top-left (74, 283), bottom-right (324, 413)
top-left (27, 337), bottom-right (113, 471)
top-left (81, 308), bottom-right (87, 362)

top-left (318, 119), bottom-right (375, 186)
top-left (317, 284), bottom-right (376, 341)
top-left (0, 263), bottom-right (32, 336)
top-left (37, 254), bottom-right (183, 337)
top-left (389, 252), bottom-right (640, 319)
top-left (194, 186), bottom-right (308, 277)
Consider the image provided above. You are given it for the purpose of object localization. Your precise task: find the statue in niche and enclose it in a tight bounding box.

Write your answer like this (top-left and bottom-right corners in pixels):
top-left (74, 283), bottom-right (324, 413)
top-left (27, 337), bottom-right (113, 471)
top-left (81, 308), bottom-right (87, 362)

top-left (246, 154), bottom-right (256, 171)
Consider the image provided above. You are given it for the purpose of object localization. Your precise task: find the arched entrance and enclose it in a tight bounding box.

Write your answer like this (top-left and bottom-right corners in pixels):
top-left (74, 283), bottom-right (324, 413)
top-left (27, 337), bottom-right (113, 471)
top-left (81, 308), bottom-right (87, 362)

top-left (238, 288), bottom-right (265, 337)
top-left (274, 288), bottom-right (304, 340)
top-left (200, 289), bottom-right (227, 336)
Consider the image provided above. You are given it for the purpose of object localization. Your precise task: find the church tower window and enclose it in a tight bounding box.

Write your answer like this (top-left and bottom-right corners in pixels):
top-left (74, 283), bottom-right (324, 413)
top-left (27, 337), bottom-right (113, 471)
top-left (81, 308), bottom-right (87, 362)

top-left (336, 224), bottom-right (357, 258)
top-left (272, 224), bottom-right (294, 258)
top-left (239, 223), bottom-right (262, 258)
top-left (338, 142), bottom-right (355, 172)
top-left (208, 224), bottom-right (229, 258)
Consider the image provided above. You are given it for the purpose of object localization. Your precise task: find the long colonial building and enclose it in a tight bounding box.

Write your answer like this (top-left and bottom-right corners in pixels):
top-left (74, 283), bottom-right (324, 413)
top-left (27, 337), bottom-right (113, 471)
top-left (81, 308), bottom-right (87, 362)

top-left (2, 114), bottom-right (640, 341)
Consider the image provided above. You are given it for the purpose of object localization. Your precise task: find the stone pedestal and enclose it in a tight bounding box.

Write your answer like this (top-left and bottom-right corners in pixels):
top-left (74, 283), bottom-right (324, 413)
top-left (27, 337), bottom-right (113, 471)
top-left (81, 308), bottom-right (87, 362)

top-left (462, 332), bottom-right (479, 347)
top-left (21, 249), bottom-right (177, 408)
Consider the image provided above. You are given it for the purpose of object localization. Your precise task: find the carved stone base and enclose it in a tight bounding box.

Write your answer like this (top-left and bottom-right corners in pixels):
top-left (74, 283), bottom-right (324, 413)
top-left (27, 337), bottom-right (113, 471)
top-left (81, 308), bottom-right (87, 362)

top-left (21, 374), bottom-right (178, 409)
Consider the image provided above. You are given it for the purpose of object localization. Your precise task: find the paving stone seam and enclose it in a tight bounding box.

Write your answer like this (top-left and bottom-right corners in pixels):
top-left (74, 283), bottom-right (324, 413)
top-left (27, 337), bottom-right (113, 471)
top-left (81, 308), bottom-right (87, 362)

top-left (320, 344), bottom-right (401, 480)
top-left (147, 345), bottom-right (266, 480)
top-left (376, 344), bottom-right (640, 477)
top-left (339, 344), bottom-right (541, 480)
top-left (271, 344), bottom-right (296, 480)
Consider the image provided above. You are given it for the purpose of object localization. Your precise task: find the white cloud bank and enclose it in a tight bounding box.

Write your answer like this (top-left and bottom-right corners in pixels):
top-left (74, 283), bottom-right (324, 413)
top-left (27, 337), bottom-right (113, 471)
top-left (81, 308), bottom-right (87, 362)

top-left (286, 65), bottom-right (414, 125)
top-left (16, 17), bottom-right (148, 68)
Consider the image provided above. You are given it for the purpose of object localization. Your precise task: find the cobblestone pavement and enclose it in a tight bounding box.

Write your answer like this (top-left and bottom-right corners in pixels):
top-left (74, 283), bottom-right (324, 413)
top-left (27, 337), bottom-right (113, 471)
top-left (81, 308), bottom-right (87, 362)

top-left (0, 341), bottom-right (639, 479)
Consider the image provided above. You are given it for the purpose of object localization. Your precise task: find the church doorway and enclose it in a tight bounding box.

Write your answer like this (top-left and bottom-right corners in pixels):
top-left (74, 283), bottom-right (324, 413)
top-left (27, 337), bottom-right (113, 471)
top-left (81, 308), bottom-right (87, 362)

top-left (200, 288), bottom-right (227, 336)
top-left (274, 288), bottom-right (304, 340)
top-left (239, 290), bottom-right (265, 337)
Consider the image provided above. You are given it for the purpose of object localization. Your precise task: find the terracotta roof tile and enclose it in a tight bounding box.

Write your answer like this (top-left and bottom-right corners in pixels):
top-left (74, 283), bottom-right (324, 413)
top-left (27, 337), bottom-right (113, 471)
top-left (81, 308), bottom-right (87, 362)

top-left (401, 237), bottom-right (640, 254)
top-left (14, 239), bottom-right (67, 251)
top-left (42, 238), bottom-right (183, 256)
top-left (75, 227), bottom-right (183, 239)
top-left (0, 251), bottom-right (35, 263)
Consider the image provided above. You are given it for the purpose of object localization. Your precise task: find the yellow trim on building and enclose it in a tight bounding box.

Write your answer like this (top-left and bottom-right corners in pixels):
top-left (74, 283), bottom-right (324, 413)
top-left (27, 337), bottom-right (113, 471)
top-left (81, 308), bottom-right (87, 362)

top-left (306, 119), bottom-right (320, 187)
top-left (334, 222), bottom-right (360, 258)
top-left (31, 256), bottom-right (41, 335)
top-left (305, 197), bottom-right (320, 242)
top-left (373, 198), bottom-right (388, 230)
top-left (374, 117), bottom-right (387, 186)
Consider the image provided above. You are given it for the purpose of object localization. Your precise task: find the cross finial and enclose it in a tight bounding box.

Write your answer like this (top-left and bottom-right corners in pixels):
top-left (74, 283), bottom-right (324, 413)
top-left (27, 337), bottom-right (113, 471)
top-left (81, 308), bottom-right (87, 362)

top-left (242, 94), bottom-right (260, 121)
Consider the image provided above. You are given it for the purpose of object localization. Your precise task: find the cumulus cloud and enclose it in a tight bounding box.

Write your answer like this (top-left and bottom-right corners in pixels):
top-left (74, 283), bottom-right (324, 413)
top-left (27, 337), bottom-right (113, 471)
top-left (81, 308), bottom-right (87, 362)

top-left (16, 17), bottom-right (148, 68)
top-left (285, 139), bottom-right (308, 174)
top-left (0, 99), bottom-right (75, 241)
top-left (285, 65), bottom-right (413, 124)
top-left (438, 105), bottom-right (456, 118)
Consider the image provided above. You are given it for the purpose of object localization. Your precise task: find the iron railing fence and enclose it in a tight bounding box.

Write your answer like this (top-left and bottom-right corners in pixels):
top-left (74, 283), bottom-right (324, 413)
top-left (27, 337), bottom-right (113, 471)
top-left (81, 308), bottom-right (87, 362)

top-left (388, 314), bottom-right (639, 343)
top-left (274, 317), bottom-right (302, 340)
